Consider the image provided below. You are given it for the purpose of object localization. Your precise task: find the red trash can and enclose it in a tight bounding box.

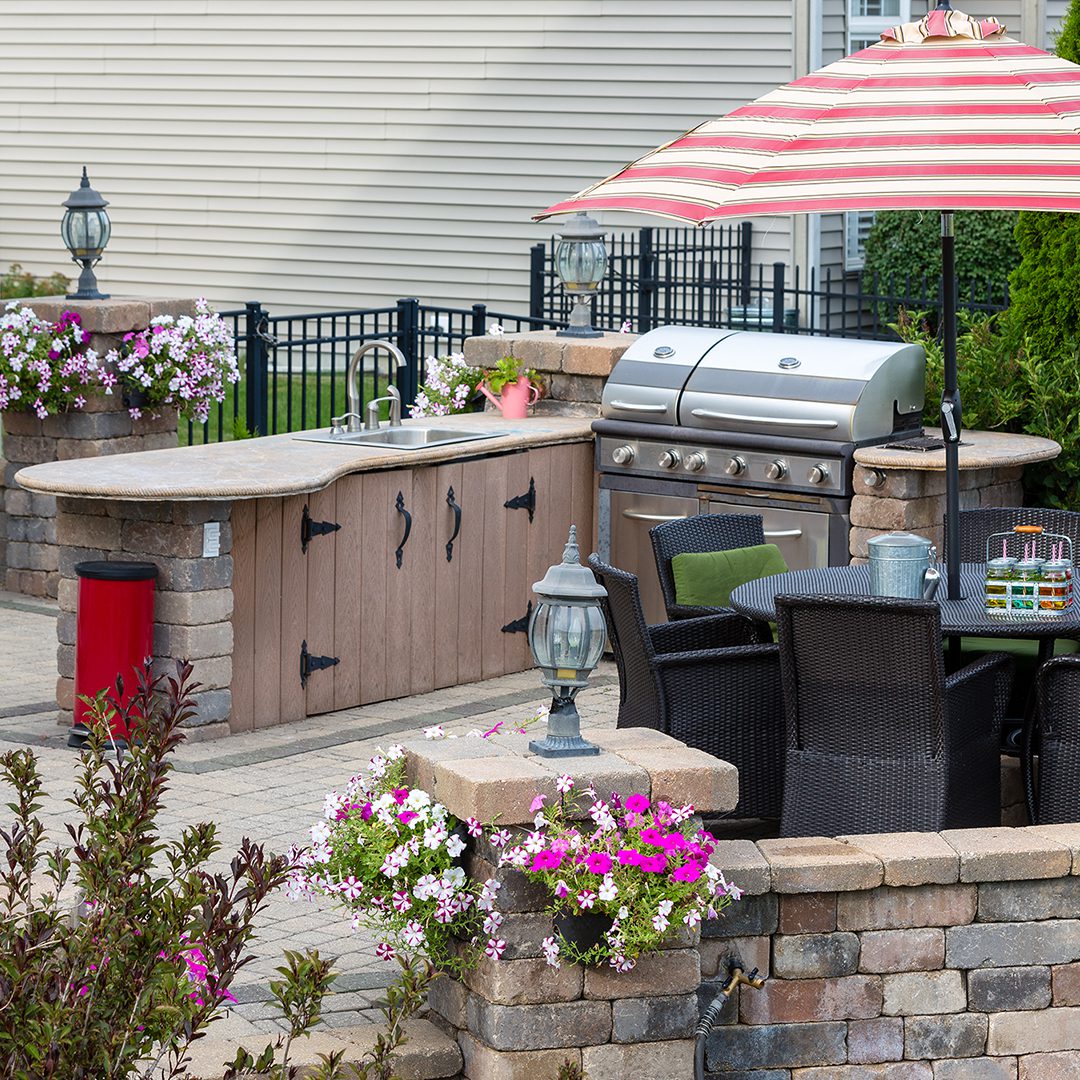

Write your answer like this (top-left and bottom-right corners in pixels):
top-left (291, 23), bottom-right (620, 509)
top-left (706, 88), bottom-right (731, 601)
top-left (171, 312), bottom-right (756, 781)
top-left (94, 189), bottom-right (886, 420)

top-left (71, 561), bottom-right (157, 748)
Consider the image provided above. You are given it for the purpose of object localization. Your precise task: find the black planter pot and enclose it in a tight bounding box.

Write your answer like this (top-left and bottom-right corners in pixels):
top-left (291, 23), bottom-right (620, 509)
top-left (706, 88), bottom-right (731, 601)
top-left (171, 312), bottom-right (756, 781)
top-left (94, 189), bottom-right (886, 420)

top-left (121, 386), bottom-right (151, 411)
top-left (553, 910), bottom-right (614, 957)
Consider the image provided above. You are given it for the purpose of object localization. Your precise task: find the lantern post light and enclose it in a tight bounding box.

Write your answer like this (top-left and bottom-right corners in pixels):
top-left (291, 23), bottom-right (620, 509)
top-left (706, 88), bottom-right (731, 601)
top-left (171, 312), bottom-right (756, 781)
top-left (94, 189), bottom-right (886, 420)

top-left (61, 167), bottom-right (111, 300)
top-left (527, 525), bottom-right (608, 758)
top-left (554, 211), bottom-right (608, 339)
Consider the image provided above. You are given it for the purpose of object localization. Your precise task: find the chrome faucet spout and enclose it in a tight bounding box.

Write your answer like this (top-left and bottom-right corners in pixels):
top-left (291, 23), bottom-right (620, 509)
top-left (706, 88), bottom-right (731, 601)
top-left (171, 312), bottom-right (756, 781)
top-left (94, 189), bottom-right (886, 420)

top-left (346, 341), bottom-right (408, 433)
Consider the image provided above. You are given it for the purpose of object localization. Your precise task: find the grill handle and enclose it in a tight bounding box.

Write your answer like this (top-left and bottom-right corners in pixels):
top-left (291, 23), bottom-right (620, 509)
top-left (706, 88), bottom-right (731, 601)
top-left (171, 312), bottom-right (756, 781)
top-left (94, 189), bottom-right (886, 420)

top-left (764, 528), bottom-right (803, 538)
top-left (621, 510), bottom-right (689, 523)
top-left (609, 400), bottom-right (669, 414)
top-left (690, 408), bottom-right (839, 430)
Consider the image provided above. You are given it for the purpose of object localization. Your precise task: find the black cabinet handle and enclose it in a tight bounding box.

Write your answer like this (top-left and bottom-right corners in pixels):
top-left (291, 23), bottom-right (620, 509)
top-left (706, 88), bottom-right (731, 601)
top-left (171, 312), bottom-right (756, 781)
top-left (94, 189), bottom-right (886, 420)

top-left (395, 490), bottom-right (412, 569)
top-left (445, 486), bottom-right (462, 562)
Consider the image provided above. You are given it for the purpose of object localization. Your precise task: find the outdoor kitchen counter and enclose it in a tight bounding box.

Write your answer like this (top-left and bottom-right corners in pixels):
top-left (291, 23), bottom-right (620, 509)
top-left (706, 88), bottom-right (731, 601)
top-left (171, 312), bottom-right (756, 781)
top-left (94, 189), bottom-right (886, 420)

top-left (853, 428), bottom-right (1060, 471)
top-left (13, 413), bottom-right (595, 500)
top-left (26, 412), bottom-right (598, 736)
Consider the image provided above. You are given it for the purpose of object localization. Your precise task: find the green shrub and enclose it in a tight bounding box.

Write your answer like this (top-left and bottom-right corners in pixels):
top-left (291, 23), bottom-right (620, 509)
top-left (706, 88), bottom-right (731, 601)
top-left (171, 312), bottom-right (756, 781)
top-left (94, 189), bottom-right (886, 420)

top-left (1008, 0), bottom-right (1080, 364)
top-left (895, 309), bottom-right (1080, 510)
top-left (0, 263), bottom-right (69, 300)
top-left (861, 210), bottom-right (1019, 299)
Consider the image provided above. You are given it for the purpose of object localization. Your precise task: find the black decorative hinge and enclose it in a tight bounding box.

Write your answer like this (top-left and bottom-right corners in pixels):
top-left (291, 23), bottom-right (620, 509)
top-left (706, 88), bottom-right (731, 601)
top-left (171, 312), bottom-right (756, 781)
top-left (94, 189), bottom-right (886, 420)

top-left (504, 477), bottom-right (536, 523)
top-left (300, 639), bottom-right (339, 688)
top-left (301, 504), bottom-right (341, 553)
top-left (501, 601), bottom-right (533, 635)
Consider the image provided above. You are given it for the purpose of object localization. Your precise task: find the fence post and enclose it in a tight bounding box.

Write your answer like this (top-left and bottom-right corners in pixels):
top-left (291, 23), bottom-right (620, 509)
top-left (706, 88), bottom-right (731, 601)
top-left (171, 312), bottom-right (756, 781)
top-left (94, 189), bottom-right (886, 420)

top-left (772, 262), bottom-right (786, 334)
top-left (244, 300), bottom-right (270, 437)
top-left (471, 303), bottom-right (487, 340)
top-left (529, 245), bottom-right (547, 321)
top-left (740, 221), bottom-right (753, 306)
top-left (396, 297), bottom-right (421, 405)
top-left (638, 227), bottom-right (656, 333)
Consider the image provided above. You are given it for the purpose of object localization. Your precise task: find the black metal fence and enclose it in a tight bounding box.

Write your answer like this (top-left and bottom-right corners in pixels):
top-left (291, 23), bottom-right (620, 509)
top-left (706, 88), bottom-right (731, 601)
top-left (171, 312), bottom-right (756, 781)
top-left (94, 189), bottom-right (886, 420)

top-left (529, 223), bottom-right (1010, 338)
top-left (200, 234), bottom-right (1011, 444)
top-left (530, 223), bottom-right (754, 332)
top-left (199, 299), bottom-right (564, 443)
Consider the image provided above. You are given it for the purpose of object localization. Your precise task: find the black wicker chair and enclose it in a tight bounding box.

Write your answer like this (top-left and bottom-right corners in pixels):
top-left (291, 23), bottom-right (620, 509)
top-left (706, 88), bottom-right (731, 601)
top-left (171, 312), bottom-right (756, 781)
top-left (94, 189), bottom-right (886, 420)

top-left (1031, 656), bottom-right (1080, 824)
top-left (588, 554), bottom-right (785, 820)
top-left (774, 594), bottom-right (1013, 837)
top-left (650, 513), bottom-right (768, 621)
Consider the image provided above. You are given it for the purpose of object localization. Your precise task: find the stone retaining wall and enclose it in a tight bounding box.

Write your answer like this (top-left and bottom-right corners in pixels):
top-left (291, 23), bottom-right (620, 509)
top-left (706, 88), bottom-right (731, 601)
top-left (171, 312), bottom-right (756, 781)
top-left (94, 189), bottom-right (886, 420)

top-left (702, 827), bottom-right (1080, 1079)
top-left (411, 730), bottom-right (1079, 1080)
top-left (54, 497), bottom-right (233, 732)
top-left (1, 298), bottom-right (192, 597)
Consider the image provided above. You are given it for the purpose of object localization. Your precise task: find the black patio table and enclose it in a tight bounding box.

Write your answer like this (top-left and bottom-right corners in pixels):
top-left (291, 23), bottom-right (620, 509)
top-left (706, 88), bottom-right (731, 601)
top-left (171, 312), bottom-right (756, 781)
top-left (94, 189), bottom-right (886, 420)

top-left (729, 562), bottom-right (1080, 648)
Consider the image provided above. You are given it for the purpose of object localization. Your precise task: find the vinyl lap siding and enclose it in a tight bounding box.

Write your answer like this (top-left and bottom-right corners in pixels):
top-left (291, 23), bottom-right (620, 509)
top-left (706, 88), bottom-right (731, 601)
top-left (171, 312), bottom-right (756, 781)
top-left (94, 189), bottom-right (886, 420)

top-left (0, 0), bottom-right (794, 314)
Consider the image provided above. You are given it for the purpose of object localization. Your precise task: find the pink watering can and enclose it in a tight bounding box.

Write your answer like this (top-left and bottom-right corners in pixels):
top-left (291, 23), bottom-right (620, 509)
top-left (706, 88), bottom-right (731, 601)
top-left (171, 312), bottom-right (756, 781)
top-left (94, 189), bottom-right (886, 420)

top-left (479, 377), bottom-right (541, 419)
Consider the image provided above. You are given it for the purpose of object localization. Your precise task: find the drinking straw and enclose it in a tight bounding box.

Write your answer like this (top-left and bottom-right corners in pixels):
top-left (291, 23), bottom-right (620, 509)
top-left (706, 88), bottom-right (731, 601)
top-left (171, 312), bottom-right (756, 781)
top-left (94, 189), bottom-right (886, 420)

top-left (1003, 539), bottom-right (1008, 559)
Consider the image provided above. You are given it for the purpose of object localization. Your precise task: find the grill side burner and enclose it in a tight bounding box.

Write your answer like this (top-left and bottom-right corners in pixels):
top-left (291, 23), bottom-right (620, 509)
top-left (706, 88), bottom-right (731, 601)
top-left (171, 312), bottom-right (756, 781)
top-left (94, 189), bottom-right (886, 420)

top-left (595, 327), bottom-right (927, 623)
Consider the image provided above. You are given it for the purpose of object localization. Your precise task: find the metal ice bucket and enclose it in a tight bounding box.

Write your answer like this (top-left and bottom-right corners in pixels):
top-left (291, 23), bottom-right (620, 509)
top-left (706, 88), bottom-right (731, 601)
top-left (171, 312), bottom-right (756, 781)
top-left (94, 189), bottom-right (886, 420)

top-left (867, 531), bottom-right (942, 600)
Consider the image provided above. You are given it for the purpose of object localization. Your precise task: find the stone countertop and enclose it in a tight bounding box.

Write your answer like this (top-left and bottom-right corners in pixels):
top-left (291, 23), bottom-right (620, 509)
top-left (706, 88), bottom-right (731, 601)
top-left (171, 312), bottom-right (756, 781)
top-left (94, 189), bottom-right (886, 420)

top-left (854, 429), bottom-right (1060, 472)
top-left (14, 414), bottom-right (595, 502)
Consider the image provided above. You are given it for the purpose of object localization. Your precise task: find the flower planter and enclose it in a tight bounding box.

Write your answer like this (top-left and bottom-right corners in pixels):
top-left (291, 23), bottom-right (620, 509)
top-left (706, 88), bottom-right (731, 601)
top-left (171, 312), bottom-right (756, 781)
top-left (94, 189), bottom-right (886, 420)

top-left (552, 909), bottom-right (613, 959)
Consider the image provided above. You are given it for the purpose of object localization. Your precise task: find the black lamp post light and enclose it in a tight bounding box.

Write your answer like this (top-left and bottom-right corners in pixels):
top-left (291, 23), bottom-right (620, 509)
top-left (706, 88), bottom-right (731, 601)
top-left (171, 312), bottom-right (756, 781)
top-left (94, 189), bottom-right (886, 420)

top-left (554, 211), bottom-right (609, 338)
top-left (61, 167), bottom-right (111, 300)
top-left (527, 525), bottom-right (608, 758)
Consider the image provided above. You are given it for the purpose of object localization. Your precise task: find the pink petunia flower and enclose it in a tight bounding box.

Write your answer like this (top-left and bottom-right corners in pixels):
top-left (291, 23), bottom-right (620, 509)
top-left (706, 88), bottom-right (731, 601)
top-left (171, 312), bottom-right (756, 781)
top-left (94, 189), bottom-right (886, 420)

top-left (624, 793), bottom-right (650, 814)
top-left (639, 853), bottom-right (668, 874)
top-left (585, 851), bottom-right (613, 875)
top-left (639, 827), bottom-right (665, 847)
top-left (671, 863), bottom-right (702, 883)
top-left (617, 848), bottom-right (641, 867)
top-left (529, 793), bottom-right (547, 813)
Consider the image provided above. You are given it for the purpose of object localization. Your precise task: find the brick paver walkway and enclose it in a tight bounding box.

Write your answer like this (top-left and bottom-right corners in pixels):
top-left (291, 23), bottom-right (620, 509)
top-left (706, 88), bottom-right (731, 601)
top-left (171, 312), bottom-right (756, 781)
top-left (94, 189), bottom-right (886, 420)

top-left (0, 591), bottom-right (621, 1051)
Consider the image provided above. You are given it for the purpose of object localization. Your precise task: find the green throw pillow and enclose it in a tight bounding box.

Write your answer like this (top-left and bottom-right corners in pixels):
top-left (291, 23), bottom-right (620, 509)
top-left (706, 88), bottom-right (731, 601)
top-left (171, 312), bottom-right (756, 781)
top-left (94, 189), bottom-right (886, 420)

top-left (671, 544), bottom-right (789, 609)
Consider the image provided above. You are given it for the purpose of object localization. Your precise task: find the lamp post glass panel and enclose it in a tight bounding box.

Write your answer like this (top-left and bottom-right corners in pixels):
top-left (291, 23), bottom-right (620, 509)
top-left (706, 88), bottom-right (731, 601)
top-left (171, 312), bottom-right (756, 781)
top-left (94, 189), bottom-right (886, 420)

top-left (61, 167), bottom-right (111, 300)
top-left (554, 211), bottom-right (608, 339)
top-left (528, 525), bottom-right (607, 758)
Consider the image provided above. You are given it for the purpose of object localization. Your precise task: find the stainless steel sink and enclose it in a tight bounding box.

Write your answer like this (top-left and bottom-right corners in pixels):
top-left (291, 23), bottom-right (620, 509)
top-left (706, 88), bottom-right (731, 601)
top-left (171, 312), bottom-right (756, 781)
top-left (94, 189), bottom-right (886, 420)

top-left (294, 426), bottom-right (500, 450)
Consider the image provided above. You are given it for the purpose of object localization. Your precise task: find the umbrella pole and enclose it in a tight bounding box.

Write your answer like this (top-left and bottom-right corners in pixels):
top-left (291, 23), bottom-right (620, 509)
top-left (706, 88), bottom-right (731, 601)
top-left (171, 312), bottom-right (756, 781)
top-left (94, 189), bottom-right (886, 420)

top-left (940, 210), bottom-right (963, 601)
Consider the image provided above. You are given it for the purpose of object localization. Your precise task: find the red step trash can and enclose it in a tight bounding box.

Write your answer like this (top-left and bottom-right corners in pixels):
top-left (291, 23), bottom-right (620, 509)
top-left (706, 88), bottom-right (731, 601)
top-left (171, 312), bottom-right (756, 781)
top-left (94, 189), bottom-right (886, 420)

top-left (70, 561), bottom-right (157, 748)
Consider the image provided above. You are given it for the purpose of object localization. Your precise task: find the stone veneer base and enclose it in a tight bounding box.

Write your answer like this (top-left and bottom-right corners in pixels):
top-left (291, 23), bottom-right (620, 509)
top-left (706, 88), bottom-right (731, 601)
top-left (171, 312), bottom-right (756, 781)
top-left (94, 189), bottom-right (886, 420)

top-left (406, 733), bottom-right (1080, 1080)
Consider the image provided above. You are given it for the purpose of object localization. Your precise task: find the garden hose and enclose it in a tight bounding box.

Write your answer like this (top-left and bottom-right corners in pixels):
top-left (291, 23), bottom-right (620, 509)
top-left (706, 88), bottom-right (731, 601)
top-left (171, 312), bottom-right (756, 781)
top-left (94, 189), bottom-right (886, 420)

top-left (693, 965), bottom-right (765, 1080)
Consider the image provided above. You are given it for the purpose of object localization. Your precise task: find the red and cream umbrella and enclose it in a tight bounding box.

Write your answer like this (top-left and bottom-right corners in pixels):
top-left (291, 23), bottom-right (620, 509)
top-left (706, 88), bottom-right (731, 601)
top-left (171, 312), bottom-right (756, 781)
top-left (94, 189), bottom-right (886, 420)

top-left (536, 2), bottom-right (1080, 598)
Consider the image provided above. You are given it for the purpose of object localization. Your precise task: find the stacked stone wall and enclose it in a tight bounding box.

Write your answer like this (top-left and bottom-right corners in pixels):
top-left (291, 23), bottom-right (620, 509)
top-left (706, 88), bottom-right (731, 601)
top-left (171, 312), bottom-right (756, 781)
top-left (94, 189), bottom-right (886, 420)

top-left (2, 298), bottom-right (193, 597)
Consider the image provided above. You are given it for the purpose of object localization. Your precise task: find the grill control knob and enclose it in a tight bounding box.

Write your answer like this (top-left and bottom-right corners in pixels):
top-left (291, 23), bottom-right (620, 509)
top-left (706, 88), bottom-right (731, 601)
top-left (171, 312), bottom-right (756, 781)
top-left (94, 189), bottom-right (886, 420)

top-left (765, 459), bottom-right (789, 481)
top-left (611, 444), bottom-right (635, 465)
top-left (684, 452), bottom-right (707, 473)
top-left (808, 463), bottom-right (831, 485)
top-left (724, 455), bottom-right (747, 477)
top-left (658, 449), bottom-right (682, 470)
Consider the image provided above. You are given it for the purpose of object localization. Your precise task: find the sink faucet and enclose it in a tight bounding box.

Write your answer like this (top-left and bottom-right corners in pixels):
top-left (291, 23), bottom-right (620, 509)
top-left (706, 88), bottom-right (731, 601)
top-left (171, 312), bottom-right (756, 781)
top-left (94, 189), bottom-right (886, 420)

top-left (334, 341), bottom-right (408, 434)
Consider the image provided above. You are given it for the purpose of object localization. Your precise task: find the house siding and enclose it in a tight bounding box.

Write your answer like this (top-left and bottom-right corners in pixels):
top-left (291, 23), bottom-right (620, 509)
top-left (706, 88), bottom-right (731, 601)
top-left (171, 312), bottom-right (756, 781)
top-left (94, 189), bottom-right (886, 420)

top-left (0, 0), bottom-right (795, 314)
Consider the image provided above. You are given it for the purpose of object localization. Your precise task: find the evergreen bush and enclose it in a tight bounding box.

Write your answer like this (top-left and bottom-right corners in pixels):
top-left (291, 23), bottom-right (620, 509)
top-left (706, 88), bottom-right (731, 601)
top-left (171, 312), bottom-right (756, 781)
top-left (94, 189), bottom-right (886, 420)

top-left (861, 210), bottom-right (1018, 299)
top-left (1008, 0), bottom-right (1080, 361)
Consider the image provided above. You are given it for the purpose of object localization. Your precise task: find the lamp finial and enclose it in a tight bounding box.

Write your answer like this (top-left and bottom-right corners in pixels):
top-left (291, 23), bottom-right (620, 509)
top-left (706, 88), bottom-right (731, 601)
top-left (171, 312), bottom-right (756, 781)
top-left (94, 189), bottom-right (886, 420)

top-left (562, 526), bottom-right (580, 565)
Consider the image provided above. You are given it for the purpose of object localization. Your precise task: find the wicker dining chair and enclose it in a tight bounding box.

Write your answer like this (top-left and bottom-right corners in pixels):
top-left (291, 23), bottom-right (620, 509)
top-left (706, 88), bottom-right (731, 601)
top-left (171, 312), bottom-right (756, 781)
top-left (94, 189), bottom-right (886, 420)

top-left (774, 594), bottom-right (1013, 837)
top-left (650, 512), bottom-right (771, 631)
top-left (1031, 656), bottom-right (1080, 824)
top-left (588, 554), bottom-right (785, 820)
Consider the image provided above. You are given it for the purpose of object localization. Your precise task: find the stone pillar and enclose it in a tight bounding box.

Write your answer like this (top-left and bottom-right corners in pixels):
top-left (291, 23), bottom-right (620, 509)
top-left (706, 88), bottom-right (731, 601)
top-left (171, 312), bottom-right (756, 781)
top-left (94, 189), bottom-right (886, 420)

top-left (405, 726), bottom-right (740, 1080)
top-left (1, 298), bottom-right (194, 597)
top-left (849, 464), bottom-right (1025, 561)
top-left (54, 496), bottom-right (233, 735)
top-left (847, 431), bottom-right (1061, 563)
top-left (463, 330), bottom-right (636, 416)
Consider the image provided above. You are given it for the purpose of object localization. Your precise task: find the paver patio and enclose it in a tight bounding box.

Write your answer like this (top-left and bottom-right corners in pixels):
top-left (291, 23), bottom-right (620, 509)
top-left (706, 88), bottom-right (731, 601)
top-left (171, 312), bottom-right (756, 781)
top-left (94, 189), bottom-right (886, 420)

top-left (0, 590), bottom-right (621, 1048)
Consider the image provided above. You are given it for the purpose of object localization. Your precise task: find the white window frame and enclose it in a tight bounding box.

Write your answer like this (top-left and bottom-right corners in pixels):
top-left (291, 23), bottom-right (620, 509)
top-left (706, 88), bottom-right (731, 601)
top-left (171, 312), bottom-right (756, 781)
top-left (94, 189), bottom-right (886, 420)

top-left (844, 0), bottom-right (911, 270)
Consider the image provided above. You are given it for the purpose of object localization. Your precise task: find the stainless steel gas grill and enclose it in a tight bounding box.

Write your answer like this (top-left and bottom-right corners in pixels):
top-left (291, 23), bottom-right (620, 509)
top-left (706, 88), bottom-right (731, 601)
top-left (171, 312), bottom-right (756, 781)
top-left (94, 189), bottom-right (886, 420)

top-left (595, 327), bottom-right (926, 623)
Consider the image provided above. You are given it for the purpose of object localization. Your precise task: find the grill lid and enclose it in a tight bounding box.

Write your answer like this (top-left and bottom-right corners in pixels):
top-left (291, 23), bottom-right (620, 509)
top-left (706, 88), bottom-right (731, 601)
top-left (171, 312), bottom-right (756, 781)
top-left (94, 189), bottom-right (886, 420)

top-left (601, 326), bottom-right (925, 443)
top-left (599, 326), bottom-right (737, 426)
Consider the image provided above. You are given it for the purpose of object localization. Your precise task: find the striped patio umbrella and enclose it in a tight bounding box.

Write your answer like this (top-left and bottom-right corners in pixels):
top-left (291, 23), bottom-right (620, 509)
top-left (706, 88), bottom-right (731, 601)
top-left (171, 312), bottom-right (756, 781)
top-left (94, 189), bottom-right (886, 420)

top-left (536, 2), bottom-right (1080, 600)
